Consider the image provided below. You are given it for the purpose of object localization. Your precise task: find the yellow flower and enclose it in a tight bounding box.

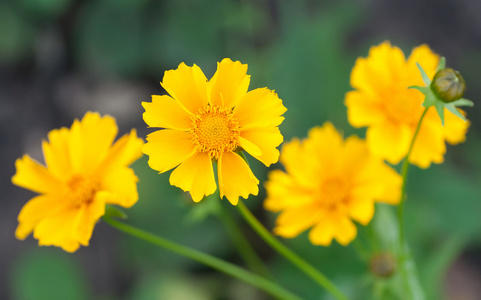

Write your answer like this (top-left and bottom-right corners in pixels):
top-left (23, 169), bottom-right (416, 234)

top-left (142, 58), bottom-right (286, 205)
top-left (345, 41), bottom-right (469, 168)
top-left (12, 112), bottom-right (144, 252)
top-left (264, 122), bottom-right (401, 246)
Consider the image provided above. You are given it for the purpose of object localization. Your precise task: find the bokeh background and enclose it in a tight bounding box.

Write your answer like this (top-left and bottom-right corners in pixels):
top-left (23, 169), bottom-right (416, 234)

top-left (2, 0), bottom-right (481, 299)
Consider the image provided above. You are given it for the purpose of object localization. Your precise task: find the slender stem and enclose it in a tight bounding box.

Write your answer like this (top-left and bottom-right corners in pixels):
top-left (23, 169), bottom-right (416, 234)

top-left (398, 107), bottom-right (428, 256)
top-left (236, 200), bottom-right (348, 300)
top-left (397, 107), bottom-right (429, 299)
top-left (103, 217), bottom-right (302, 300)
top-left (218, 203), bottom-right (271, 278)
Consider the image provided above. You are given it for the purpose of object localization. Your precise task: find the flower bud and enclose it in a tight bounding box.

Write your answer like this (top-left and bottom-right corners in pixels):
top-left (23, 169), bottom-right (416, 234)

top-left (430, 68), bottom-right (466, 102)
top-left (370, 253), bottom-right (396, 278)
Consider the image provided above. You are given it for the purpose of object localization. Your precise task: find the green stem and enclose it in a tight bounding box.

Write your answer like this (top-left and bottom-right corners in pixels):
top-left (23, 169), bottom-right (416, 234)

top-left (103, 217), bottom-right (302, 300)
top-left (397, 107), bottom-right (429, 299)
top-left (236, 200), bottom-right (348, 300)
top-left (218, 203), bottom-right (271, 278)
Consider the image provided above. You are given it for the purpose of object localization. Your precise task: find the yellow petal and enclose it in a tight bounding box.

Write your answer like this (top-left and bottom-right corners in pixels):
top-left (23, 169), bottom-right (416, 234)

top-left (234, 88), bottom-right (286, 129)
top-left (42, 127), bottom-right (72, 181)
top-left (240, 126), bottom-right (283, 167)
top-left (366, 121), bottom-right (411, 165)
top-left (12, 155), bottom-right (61, 194)
top-left (100, 167), bottom-right (139, 208)
top-left (161, 62), bottom-right (208, 114)
top-left (345, 90), bottom-right (384, 128)
top-left (409, 118), bottom-right (446, 168)
top-left (217, 152), bottom-right (259, 205)
top-left (308, 214), bottom-right (357, 246)
top-left (209, 58), bottom-right (250, 109)
top-left (443, 108), bottom-right (469, 145)
top-left (97, 128), bottom-right (143, 176)
top-left (142, 95), bottom-right (192, 130)
top-left (15, 195), bottom-right (67, 240)
top-left (33, 207), bottom-right (82, 253)
top-left (273, 204), bottom-right (320, 238)
top-left (347, 197), bottom-right (375, 225)
top-left (407, 44), bottom-right (439, 85)
top-left (238, 136), bottom-right (262, 157)
top-left (350, 41), bottom-right (406, 94)
top-left (264, 170), bottom-right (314, 212)
top-left (72, 195), bottom-right (106, 246)
top-left (169, 152), bottom-right (217, 202)
top-left (143, 129), bottom-right (196, 173)
top-left (69, 112), bottom-right (118, 173)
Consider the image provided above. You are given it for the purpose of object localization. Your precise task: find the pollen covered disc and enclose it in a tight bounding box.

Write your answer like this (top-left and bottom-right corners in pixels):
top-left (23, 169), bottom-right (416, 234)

top-left (191, 105), bottom-right (240, 159)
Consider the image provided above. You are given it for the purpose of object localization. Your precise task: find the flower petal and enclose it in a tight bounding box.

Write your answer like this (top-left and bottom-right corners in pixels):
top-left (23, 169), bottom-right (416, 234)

top-left (366, 121), bottom-right (411, 165)
top-left (15, 195), bottom-right (68, 240)
top-left (443, 108), bottom-right (469, 145)
top-left (273, 204), bottom-right (321, 238)
top-left (345, 90), bottom-right (384, 128)
top-left (210, 58), bottom-right (250, 109)
top-left (100, 167), bottom-right (139, 208)
top-left (409, 118), bottom-right (446, 168)
top-left (69, 112), bottom-right (118, 173)
top-left (161, 62), bottom-right (208, 114)
top-left (234, 88), bottom-right (286, 129)
top-left (347, 197), bottom-right (375, 225)
top-left (264, 170), bottom-right (314, 212)
top-left (143, 129), bottom-right (196, 173)
top-left (217, 152), bottom-right (259, 205)
top-left (407, 44), bottom-right (439, 84)
top-left (33, 207), bottom-right (82, 253)
top-left (240, 127), bottom-right (283, 166)
top-left (97, 129), bottom-right (143, 176)
top-left (42, 127), bottom-right (72, 181)
top-left (308, 214), bottom-right (357, 246)
top-left (12, 155), bottom-right (61, 194)
top-left (169, 152), bottom-right (217, 202)
top-left (72, 194), bottom-right (106, 246)
top-left (142, 95), bottom-right (192, 130)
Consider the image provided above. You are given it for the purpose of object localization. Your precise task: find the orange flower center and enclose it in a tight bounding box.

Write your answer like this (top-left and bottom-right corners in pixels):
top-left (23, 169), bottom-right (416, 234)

top-left (318, 177), bottom-right (350, 211)
top-left (67, 175), bottom-right (99, 208)
top-left (190, 105), bottom-right (240, 159)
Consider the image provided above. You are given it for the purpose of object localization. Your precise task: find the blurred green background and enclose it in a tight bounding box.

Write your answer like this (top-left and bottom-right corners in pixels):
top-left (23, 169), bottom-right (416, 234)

top-left (2, 0), bottom-right (481, 299)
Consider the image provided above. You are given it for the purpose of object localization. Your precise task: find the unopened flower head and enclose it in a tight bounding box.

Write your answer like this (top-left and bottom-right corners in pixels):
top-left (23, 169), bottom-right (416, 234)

top-left (264, 122), bottom-right (401, 246)
top-left (345, 41), bottom-right (469, 168)
top-left (142, 58), bottom-right (286, 205)
top-left (12, 112), bottom-right (144, 252)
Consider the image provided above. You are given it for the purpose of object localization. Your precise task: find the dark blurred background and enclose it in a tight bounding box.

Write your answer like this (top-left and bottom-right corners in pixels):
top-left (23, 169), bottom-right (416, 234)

top-left (2, 0), bottom-right (481, 299)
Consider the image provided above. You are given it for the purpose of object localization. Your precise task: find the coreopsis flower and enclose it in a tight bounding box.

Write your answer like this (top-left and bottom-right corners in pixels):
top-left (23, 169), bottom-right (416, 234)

top-left (345, 41), bottom-right (469, 168)
top-left (12, 112), bottom-right (143, 252)
top-left (264, 122), bottom-right (401, 246)
top-left (142, 58), bottom-right (286, 205)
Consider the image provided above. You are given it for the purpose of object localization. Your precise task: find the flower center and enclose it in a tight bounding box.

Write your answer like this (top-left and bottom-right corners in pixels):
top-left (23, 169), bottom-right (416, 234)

top-left (190, 105), bottom-right (240, 159)
top-left (67, 175), bottom-right (99, 208)
top-left (318, 177), bottom-right (350, 211)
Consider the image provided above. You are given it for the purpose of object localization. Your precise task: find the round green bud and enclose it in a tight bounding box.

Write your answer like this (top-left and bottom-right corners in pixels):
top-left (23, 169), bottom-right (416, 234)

top-left (370, 253), bottom-right (396, 278)
top-left (430, 68), bottom-right (466, 102)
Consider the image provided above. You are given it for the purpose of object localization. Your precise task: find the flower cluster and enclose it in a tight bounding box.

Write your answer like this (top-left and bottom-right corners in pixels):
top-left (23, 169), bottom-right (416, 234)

top-left (12, 112), bottom-right (143, 252)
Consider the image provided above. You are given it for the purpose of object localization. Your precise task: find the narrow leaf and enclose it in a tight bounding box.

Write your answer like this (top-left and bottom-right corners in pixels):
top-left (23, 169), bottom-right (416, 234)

top-left (434, 101), bottom-right (445, 125)
top-left (104, 205), bottom-right (128, 220)
top-left (436, 57), bottom-right (446, 73)
top-left (416, 62), bottom-right (432, 86)
top-left (445, 103), bottom-right (467, 122)
top-left (451, 98), bottom-right (474, 107)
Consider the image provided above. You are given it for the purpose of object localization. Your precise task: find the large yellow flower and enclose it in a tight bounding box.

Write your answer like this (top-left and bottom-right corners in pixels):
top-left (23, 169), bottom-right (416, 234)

top-left (264, 122), bottom-right (401, 246)
top-left (142, 58), bottom-right (286, 205)
top-left (345, 41), bottom-right (469, 168)
top-left (12, 112), bottom-right (143, 252)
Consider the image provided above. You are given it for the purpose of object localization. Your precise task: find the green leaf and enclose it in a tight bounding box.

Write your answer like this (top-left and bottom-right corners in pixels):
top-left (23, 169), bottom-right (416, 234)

top-left (433, 101), bottom-right (445, 125)
top-left (104, 205), bottom-right (128, 220)
top-left (450, 98), bottom-right (474, 107)
top-left (435, 57), bottom-right (446, 73)
top-left (421, 92), bottom-right (437, 108)
top-left (445, 103), bottom-right (467, 121)
top-left (416, 62), bottom-right (432, 86)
